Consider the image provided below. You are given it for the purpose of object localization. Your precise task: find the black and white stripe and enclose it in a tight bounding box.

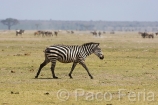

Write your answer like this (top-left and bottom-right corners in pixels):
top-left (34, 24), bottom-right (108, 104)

top-left (35, 42), bottom-right (104, 79)
top-left (16, 29), bottom-right (24, 36)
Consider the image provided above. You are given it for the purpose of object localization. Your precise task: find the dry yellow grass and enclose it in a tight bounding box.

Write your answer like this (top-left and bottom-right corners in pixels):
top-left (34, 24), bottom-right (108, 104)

top-left (0, 31), bottom-right (158, 105)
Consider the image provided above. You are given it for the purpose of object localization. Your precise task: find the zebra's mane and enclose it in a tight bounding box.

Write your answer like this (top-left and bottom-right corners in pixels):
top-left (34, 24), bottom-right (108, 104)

top-left (82, 42), bottom-right (99, 46)
top-left (50, 42), bottom-right (99, 47)
top-left (50, 44), bottom-right (79, 47)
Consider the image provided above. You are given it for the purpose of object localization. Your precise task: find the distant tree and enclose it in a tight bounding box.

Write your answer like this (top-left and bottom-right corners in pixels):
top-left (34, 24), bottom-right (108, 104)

top-left (1, 18), bottom-right (19, 30)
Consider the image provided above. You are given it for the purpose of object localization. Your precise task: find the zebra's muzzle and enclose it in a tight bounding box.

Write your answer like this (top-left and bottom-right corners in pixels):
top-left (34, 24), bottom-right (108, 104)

top-left (100, 55), bottom-right (104, 60)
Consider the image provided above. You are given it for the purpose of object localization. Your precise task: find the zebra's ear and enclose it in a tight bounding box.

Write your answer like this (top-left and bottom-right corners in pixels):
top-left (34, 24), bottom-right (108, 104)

top-left (97, 43), bottom-right (100, 46)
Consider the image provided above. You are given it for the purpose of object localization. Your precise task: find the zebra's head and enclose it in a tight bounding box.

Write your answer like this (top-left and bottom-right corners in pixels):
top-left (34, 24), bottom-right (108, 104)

top-left (82, 42), bottom-right (104, 59)
top-left (85, 42), bottom-right (104, 59)
top-left (92, 43), bottom-right (104, 60)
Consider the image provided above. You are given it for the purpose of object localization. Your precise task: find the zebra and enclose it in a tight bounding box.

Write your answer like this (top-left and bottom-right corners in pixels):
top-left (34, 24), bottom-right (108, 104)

top-left (16, 29), bottom-right (24, 36)
top-left (91, 31), bottom-right (97, 36)
top-left (35, 42), bottom-right (104, 79)
top-left (98, 31), bottom-right (101, 37)
top-left (44, 31), bottom-right (53, 36)
top-left (54, 31), bottom-right (58, 36)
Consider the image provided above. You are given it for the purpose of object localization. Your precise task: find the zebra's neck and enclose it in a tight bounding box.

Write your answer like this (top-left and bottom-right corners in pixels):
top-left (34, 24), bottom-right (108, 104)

top-left (81, 45), bottom-right (94, 58)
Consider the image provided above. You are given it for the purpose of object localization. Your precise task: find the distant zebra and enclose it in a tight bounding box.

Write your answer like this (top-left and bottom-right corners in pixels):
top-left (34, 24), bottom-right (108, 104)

top-left (98, 31), bottom-right (101, 36)
top-left (91, 31), bottom-right (97, 36)
top-left (16, 29), bottom-right (25, 36)
top-left (54, 31), bottom-right (58, 36)
top-left (155, 32), bottom-right (158, 35)
top-left (35, 42), bottom-right (104, 79)
top-left (45, 31), bottom-right (53, 36)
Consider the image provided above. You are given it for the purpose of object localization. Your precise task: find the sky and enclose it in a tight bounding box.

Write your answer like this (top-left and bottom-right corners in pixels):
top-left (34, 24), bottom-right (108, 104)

top-left (0, 0), bottom-right (158, 21)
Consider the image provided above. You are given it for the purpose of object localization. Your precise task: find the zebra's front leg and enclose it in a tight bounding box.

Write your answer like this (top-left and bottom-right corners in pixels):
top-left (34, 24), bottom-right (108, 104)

top-left (51, 62), bottom-right (58, 79)
top-left (69, 62), bottom-right (77, 79)
top-left (79, 61), bottom-right (93, 79)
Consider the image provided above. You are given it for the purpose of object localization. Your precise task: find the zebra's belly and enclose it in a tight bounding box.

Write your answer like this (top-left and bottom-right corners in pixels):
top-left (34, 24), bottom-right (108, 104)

top-left (58, 60), bottom-right (73, 63)
top-left (57, 58), bottom-right (76, 63)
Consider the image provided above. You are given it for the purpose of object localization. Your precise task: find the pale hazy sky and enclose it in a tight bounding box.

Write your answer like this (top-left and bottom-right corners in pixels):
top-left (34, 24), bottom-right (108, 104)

top-left (0, 0), bottom-right (158, 21)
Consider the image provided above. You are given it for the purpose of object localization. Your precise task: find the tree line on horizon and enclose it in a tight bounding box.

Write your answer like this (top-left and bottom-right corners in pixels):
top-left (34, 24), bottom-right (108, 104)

top-left (1, 18), bottom-right (158, 32)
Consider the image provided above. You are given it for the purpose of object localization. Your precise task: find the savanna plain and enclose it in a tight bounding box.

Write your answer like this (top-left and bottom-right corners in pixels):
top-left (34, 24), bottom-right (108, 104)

top-left (0, 31), bottom-right (158, 105)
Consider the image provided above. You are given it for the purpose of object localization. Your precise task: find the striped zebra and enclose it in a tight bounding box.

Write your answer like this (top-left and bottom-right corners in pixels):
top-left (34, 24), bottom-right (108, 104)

top-left (35, 42), bottom-right (104, 79)
top-left (16, 29), bottom-right (24, 36)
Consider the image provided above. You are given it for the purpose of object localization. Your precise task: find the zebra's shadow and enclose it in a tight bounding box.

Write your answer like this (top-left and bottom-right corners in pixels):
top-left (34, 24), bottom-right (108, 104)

top-left (33, 78), bottom-right (61, 79)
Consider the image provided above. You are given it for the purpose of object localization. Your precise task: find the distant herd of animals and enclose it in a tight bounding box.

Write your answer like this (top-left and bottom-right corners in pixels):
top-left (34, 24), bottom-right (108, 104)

top-left (15, 29), bottom-right (158, 39)
top-left (90, 31), bottom-right (109, 36)
top-left (34, 30), bottom-right (58, 37)
top-left (138, 32), bottom-right (158, 39)
top-left (91, 31), bottom-right (102, 37)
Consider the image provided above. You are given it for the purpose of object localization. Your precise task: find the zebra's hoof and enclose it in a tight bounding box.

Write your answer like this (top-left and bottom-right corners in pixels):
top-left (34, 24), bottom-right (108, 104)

top-left (53, 76), bottom-right (58, 79)
top-left (90, 76), bottom-right (93, 79)
top-left (35, 76), bottom-right (38, 78)
top-left (69, 74), bottom-right (73, 79)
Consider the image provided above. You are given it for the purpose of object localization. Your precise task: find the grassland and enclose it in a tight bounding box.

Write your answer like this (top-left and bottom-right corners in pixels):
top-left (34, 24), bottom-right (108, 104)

top-left (0, 31), bottom-right (158, 105)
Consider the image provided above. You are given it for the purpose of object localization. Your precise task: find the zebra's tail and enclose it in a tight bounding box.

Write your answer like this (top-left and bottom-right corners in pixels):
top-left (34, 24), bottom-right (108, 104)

top-left (44, 47), bottom-right (52, 53)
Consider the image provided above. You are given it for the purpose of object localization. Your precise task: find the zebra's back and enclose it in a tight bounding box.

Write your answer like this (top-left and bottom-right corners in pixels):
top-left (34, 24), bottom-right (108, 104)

top-left (45, 45), bottom-right (80, 63)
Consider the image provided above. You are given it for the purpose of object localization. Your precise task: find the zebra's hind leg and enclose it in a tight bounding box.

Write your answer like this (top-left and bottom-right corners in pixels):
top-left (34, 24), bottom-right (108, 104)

top-left (79, 61), bottom-right (93, 79)
top-left (51, 62), bottom-right (58, 79)
top-left (35, 59), bottom-right (50, 78)
top-left (69, 62), bottom-right (77, 79)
